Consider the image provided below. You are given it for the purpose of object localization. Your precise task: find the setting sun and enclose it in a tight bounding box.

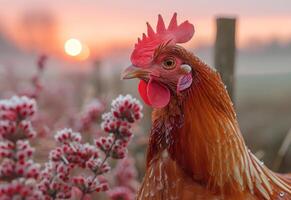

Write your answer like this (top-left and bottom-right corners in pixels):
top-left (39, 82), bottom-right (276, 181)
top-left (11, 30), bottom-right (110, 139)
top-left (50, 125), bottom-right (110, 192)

top-left (64, 38), bottom-right (82, 56)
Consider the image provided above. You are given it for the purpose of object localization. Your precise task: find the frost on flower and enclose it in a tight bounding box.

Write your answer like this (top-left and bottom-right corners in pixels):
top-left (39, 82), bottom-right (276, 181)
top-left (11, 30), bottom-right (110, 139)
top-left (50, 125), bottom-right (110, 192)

top-left (0, 178), bottom-right (43, 200)
top-left (98, 95), bottom-right (143, 159)
top-left (107, 186), bottom-right (135, 200)
top-left (0, 96), bottom-right (37, 121)
top-left (114, 158), bottom-right (138, 191)
top-left (79, 99), bottom-right (105, 132)
top-left (38, 162), bottom-right (73, 199)
top-left (0, 94), bottom-right (143, 200)
top-left (42, 128), bottom-right (110, 198)
top-left (110, 94), bottom-right (143, 123)
top-left (0, 96), bottom-right (37, 140)
top-left (40, 95), bottom-right (142, 199)
top-left (106, 157), bottom-right (139, 200)
top-left (54, 128), bottom-right (81, 144)
top-left (0, 96), bottom-right (41, 200)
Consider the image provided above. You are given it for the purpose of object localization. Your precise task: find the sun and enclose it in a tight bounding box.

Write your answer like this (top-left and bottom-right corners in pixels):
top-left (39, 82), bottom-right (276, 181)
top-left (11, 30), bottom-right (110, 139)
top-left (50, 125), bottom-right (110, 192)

top-left (64, 38), bottom-right (83, 56)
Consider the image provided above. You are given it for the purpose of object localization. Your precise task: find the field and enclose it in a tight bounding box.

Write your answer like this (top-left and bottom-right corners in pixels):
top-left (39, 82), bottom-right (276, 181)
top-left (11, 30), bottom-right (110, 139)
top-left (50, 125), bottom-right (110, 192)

top-left (237, 73), bottom-right (291, 172)
top-left (0, 3), bottom-right (290, 198)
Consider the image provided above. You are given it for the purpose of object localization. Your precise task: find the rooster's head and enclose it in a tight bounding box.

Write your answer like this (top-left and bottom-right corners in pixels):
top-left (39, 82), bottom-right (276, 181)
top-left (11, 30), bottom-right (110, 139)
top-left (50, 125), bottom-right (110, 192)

top-left (122, 13), bottom-right (195, 109)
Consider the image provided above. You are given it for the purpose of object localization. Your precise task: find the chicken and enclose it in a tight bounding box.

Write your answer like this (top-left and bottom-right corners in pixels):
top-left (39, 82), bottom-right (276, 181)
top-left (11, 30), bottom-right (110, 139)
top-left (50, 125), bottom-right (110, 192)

top-left (121, 13), bottom-right (291, 200)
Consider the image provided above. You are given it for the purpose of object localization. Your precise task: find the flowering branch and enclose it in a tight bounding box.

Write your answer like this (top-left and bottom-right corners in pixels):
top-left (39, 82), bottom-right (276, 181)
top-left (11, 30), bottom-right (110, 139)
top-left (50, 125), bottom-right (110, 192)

top-left (0, 94), bottom-right (143, 200)
top-left (107, 157), bottom-right (139, 200)
top-left (78, 99), bottom-right (105, 133)
top-left (30, 55), bottom-right (47, 99)
top-left (0, 96), bottom-right (42, 200)
top-left (38, 95), bottom-right (143, 199)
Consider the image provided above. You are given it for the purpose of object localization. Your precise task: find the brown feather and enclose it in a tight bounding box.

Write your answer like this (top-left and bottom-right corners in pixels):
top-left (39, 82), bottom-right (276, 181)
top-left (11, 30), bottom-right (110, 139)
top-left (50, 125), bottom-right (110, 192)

top-left (137, 46), bottom-right (291, 199)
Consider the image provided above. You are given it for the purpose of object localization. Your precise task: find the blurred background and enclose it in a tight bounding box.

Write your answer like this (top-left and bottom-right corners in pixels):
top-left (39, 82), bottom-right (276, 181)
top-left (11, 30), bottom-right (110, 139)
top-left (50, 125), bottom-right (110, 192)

top-left (0, 0), bottom-right (290, 174)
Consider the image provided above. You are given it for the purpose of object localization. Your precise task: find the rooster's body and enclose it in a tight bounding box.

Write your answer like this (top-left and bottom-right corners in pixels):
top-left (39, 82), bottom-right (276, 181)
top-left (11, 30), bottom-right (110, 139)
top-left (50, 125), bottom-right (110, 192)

top-left (122, 13), bottom-right (291, 199)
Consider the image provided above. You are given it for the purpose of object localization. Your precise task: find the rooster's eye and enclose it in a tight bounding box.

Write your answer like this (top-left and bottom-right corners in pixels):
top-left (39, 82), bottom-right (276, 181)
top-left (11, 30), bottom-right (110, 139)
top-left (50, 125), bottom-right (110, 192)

top-left (162, 57), bottom-right (176, 70)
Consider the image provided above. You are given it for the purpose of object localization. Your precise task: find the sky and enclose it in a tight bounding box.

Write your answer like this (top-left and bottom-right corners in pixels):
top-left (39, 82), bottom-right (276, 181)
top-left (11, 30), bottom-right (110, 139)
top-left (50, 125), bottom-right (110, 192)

top-left (0, 0), bottom-right (291, 57)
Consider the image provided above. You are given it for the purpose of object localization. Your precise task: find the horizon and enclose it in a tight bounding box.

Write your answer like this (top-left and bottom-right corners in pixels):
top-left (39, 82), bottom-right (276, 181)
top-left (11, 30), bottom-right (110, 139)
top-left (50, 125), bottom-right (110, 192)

top-left (0, 0), bottom-right (291, 60)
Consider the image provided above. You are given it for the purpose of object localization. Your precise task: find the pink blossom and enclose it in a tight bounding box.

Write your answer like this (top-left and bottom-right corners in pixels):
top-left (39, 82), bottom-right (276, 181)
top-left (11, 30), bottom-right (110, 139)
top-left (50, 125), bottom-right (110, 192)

top-left (40, 95), bottom-right (142, 199)
top-left (78, 99), bottom-right (105, 132)
top-left (71, 187), bottom-right (92, 200)
top-left (98, 95), bottom-right (143, 160)
top-left (38, 162), bottom-right (73, 199)
top-left (0, 96), bottom-right (41, 200)
top-left (107, 186), bottom-right (135, 200)
top-left (0, 179), bottom-right (44, 200)
top-left (54, 128), bottom-right (82, 144)
top-left (0, 96), bottom-right (37, 120)
top-left (0, 94), bottom-right (143, 200)
top-left (114, 158), bottom-right (138, 190)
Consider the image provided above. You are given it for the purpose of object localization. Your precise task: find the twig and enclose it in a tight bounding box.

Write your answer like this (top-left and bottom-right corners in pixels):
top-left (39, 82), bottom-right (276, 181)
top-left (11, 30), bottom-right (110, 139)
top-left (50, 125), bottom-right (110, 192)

top-left (273, 128), bottom-right (291, 171)
top-left (80, 137), bottom-right (117, 200)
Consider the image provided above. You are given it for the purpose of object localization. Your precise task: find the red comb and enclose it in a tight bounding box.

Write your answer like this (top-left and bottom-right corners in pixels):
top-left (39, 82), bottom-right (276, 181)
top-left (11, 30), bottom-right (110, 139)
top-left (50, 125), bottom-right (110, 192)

top-left (130, 13), bottom-right (195, 67)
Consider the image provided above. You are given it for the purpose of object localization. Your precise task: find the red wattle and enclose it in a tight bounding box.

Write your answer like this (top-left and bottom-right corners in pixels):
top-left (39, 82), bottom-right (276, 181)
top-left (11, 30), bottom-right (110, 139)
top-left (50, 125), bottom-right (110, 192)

top-left (138, 80), bottom-right (151, 105)
top-left (138, 79), bottom-right (171, 108)
top-left (147, 79), bottom-right (170, 108)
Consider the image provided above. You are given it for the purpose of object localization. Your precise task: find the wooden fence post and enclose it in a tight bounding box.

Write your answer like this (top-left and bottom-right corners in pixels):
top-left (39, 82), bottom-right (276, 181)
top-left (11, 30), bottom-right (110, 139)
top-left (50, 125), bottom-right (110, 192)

top-left (214, 17), bottom-right (236, 101)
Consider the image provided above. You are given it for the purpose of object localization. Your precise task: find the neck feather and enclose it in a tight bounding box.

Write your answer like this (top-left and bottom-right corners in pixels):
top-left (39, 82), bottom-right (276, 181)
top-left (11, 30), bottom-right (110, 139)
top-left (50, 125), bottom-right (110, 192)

top-left (171, 63), bottom-right (249, 192)
top-left (147, 56), bottom-right (290, 198)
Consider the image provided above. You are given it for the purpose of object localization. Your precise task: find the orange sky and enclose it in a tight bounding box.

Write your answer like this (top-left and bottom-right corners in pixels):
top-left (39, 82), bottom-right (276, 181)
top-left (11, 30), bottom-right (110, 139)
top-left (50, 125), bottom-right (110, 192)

top-left (0, 0), bottom-right (291, 58)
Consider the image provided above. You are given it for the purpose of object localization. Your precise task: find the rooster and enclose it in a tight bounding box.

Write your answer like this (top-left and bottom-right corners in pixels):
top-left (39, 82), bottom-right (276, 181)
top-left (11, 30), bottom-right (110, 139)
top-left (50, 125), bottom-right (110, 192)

top-left (121, 13), bottom-right (291, 200)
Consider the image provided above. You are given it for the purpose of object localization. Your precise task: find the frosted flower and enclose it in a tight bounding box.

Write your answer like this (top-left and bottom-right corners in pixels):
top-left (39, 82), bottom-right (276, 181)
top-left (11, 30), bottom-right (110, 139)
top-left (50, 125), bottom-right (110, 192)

top-left (0, 96), bottom-right (37, 120)
top-left (98, 95), bottom-right (142, 160)
top-left (95, 135), bottom-right (114, 152)
top-left (79, 99), bottom-right (105, 131)
top-left (0, 141), bottom-right (14, 158)
top-left (114, 158), bottom-right (138, 188)
top-left (0, 96), bottom-right (37, 141)
top-left (0, 179), bottom-right (44, 200)
top-left (39, 95), bottom-right (143, 199)
top-left (38, 162), bottom-right (72, 199)
top-left (0, 121), bottom-right (16, 139)
top-left (110, 145), bottom-right (127, 159)
top-left (85, 158), bottom-right (111, 174)
top-left (111, 95), bottom-right (143, 123)
top-left (0, 96), bottom-right (41, 199)
top-left (0, 159), bottom-right (15, 178)
top-left (16, 140), bottom-right (34, 160)
top-left (19, 121), bottom-right (37, 139)
top-left (107, 186), bottom-right (135, 200)
top-left (55, 128), bottom-right (81, 144)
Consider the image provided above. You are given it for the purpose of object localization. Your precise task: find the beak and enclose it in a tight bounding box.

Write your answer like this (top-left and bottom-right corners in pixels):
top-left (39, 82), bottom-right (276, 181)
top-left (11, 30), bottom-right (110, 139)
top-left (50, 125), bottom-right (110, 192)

top-left (121, 65), bottom-right (149, 80)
